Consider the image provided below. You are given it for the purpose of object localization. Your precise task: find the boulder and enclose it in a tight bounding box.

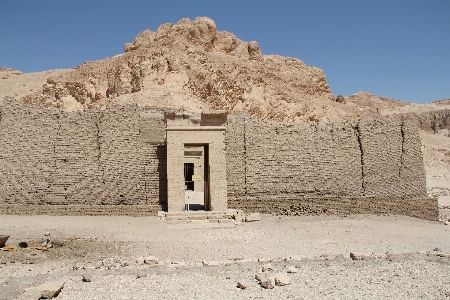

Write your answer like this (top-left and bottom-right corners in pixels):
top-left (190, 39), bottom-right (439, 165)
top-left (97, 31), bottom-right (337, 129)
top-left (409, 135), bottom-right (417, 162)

top-left (248, 41), bottom-right (262, 59)
top-left (335, 94), bottom-right (346, 104)
top-left (189, 16), bottom-right (217, 43)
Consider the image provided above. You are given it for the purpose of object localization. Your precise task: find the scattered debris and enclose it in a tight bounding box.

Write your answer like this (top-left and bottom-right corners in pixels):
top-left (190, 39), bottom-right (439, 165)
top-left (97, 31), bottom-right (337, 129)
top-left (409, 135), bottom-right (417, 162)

top-left (349, 252), bottom-right (383, 260)
top-left (82, 275), bottom-right (92, 282)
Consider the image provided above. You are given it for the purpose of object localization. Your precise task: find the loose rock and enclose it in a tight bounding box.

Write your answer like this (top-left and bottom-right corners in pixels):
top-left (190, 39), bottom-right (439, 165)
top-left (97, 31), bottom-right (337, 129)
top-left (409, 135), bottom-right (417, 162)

top-left (18, 282), bottom-right (64, 300)
top-left (136, 272), bottom-right (148, 279)
top-left (274, 273), bottom-right (291, 286)
top-left (144, 256), bottom-right (159, 265)
top-left (287, 266), bottom-right (298, 273)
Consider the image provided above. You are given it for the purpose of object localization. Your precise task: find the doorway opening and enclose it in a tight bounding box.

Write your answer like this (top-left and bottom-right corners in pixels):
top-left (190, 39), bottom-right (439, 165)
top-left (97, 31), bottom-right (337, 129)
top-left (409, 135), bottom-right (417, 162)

top-left (184, 163), bottom-right (194, 191)
top-left (184, 144), bottom-right (209, 211)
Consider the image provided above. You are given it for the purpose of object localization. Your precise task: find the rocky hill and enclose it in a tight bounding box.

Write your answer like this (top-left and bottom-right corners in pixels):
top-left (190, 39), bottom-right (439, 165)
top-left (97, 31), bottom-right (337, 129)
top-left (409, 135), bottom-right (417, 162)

top-left (3, 16), bottom-right (376, 123)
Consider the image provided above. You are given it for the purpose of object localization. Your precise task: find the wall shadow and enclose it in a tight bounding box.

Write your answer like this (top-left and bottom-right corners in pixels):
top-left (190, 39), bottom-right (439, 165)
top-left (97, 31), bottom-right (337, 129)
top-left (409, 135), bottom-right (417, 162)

top-left (156, 144), bottom-right (168, 208)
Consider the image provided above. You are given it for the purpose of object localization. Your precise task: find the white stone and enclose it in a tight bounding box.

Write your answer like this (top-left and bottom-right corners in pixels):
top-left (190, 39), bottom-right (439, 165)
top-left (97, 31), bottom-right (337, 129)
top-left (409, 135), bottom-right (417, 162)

top-left (18, 282), bottom-right (64, 300)
top-left (287, 266), bottom-right (298, 273)
top-left (144, 256), bottom-right (159, 265)
top-left (275, 273), bottom-right (291, 286)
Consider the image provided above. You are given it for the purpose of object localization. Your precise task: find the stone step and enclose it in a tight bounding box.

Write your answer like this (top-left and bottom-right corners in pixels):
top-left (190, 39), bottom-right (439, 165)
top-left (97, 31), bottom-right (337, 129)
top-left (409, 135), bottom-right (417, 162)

top-left (166, 218), bottom-right (235, 224)
top-left (165, 211), bottom-right (227, 218)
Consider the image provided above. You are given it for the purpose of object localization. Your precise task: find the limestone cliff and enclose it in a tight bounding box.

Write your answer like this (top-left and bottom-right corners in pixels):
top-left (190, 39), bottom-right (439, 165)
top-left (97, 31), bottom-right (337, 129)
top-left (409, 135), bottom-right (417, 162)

top-left (18, 17), bottom-right (360, 122)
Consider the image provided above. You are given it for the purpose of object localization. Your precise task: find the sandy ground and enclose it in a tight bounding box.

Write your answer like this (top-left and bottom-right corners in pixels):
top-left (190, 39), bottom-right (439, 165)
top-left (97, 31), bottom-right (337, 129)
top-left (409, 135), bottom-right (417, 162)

top-left (1, 214), bottom-right (449, 299)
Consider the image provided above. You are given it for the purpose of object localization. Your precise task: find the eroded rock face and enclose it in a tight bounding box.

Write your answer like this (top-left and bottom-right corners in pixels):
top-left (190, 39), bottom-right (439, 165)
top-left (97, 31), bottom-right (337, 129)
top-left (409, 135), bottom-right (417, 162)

top-left (19, 16), bottom-right (352, 122)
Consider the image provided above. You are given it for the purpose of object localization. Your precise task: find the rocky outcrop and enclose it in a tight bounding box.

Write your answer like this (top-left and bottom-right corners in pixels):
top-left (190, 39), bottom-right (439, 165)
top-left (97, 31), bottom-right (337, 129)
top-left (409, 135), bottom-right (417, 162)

top-left (18, 16), bottom-right (362, 122)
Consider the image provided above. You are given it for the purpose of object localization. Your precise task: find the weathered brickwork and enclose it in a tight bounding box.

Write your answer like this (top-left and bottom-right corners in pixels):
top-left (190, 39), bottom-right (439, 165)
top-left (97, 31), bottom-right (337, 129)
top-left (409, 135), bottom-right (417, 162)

top-left (224, 115), bottom-right (247, 202)
top-left (0, 98), bottom-right (435, 219)
top-left (0, 98), bottom-right (167, 211)
top-left (225, 116), bottom-right (434, 220)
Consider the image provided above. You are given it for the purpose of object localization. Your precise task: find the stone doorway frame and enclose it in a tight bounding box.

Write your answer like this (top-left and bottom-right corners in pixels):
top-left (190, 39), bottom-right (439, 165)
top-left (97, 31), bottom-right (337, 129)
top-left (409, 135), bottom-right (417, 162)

top-left (165, 111), bottom-right (228, 213)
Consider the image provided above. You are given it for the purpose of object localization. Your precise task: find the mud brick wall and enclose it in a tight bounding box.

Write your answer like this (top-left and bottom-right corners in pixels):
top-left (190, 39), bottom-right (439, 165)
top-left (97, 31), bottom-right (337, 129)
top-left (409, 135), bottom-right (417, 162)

top-left (225, 116), bottom-right (433, 219)
top-left (224, 114), bottom-right (247, 202)
top-left (0, 99), bottom-right (59, 204)
top-left (1, 98), bottom-right (432, 218)
top-left (0, 98), bottom-right (166, 210)
top-left (243, 119), bottom-right (363, 198)
top-left (358, 118), bottom-right (427, 198)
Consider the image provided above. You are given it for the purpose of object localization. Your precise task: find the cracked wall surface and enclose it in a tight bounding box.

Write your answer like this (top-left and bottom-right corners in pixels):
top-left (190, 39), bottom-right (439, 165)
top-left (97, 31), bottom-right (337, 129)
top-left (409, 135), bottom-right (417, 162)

top-left (225, 115), bottom-right (433, 219)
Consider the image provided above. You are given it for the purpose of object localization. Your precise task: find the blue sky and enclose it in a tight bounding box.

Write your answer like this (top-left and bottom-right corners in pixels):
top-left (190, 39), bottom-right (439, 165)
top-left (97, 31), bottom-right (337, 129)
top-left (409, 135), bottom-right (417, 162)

top-left (1, 0), bottom-right (449, 104)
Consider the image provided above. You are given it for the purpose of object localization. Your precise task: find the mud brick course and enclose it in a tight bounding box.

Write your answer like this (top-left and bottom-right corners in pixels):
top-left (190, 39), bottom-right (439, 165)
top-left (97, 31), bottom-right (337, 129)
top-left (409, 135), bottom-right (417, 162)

top-left (0, 98), bottom-right (437, 219)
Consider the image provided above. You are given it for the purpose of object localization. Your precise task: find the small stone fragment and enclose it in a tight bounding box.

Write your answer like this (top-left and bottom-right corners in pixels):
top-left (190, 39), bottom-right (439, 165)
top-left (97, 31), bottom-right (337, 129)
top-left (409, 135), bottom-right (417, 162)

top-left (288, 255), bottom-right (303, 261)
top-left (136, 257), bottom-right (145, 266)
top-left (236, 281), bottom-right (247, 289)
top-left (121, 260), bottom-right (130, 267)
top-left (82, 275), bottom-right (91, 282)
top-left (275, 273), bottom-right (291, 286)
top-left (260, 279), bottom-right (274, 289)
top-left (144, 256), bottom-right (159, 265)
top-left (350, 252), bottom-right (368, 260)
top-left (287, 266), bottom-right (298, 273)
top-left (245, 213), bottom-right (261, 222)
top-left (45, 232), bottom-right (50, 236)
top-left (136, 272), bottom-right (148, 278)
top-left (262, 263), bottom-right (273, 272)
top-left (18, 242), bottom-right (28, 248)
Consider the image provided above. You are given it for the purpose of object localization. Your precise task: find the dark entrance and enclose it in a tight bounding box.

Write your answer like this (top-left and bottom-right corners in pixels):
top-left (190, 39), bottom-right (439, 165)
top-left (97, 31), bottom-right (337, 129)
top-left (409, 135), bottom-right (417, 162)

top-left (184, 163), bottom-right (194, 191)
